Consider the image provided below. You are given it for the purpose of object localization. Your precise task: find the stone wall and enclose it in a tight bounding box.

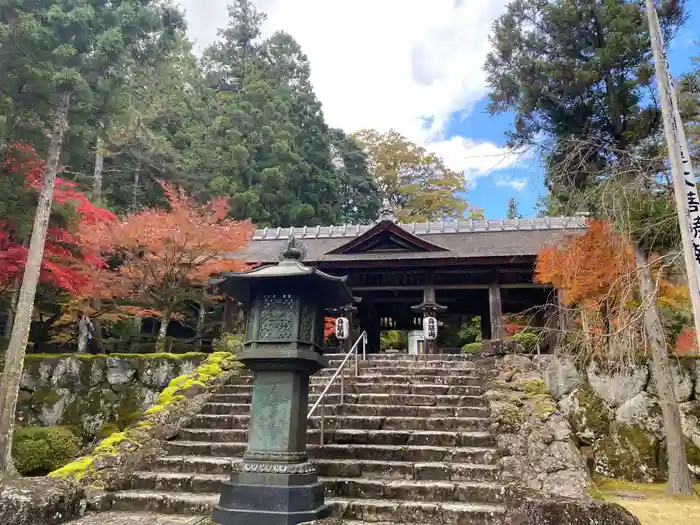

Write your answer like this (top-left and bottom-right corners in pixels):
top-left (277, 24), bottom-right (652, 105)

top-left (540, 355), bottom-right (700, 481)
top-left (16, 353), bottom-right (207, 440)
top-left (484, 354), bottom-right (591, 499)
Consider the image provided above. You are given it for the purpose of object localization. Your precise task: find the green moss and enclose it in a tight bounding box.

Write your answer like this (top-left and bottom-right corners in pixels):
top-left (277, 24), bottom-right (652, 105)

top-left (32, 387), bottom-right (61, 407)
top-left (48, 351), bottom-right (238, 482)
top-left (532, 395), bottom-right (559, 421)
top-left (48, 456), bottom-right (95, 480)
top-left (500, 404), bottom-right (524, 432)
top-left (462, 342), bottom-right (483, 354)
top-left (519, 378), bottom-right (549, 397)
top-left (512, 332), bottom-right (539, 352)
top-left (12, 425), bottom-right (81, 476)
top-left (23, 351), bottom-right (206, 361)
top-left (568, 386), bottom-right (612, 442)
top-left (96, 423), bottom-right (120, 440)
top-left (593, 422), bottom-right (660, 482)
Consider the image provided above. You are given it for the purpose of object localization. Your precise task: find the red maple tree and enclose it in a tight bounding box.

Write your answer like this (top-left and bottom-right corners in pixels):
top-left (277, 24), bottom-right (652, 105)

top-left (80, 181), bottom-right (255, 349)
top-left (0, 142), bottom-right (115, 296)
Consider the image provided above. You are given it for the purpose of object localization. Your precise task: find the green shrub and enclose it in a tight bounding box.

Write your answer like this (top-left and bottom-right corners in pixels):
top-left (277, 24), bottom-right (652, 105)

top-left (512, 332), bottom-right (539, 353)
top-left (12, 425), bottom-right (81, 476)
top-left (457, 316), bottom-right (482, 345)
top-left (380, 330), bottom-right (407, 351)
top-left (213, 333), bottom-right (244, 353)
top-left (462, 342), bottom-right (483, 354)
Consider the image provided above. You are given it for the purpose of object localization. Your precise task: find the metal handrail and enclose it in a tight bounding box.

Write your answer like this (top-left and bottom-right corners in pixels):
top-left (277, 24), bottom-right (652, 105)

top-left (308, 331), bottom-right (367, 445)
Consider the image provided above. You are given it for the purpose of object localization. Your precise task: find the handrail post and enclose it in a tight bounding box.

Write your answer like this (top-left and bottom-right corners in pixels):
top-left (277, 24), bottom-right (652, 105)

top-left (320, 397), bottom-right (325, 446)
top-left (354, 342), bottom-right (358, 376)
top-left (363, 331), bottom-right (367, 361)
top-left (340, 366), bottom-right (344, 405)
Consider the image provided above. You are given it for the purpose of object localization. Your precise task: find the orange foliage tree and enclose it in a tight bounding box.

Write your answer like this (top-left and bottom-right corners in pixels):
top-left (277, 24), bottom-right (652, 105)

top-left (535, 220), bottom-right (635, 307)
top-left (535, 219), bottom-right (693, 357)
top-left (81, 182), bottom-right (255, 350)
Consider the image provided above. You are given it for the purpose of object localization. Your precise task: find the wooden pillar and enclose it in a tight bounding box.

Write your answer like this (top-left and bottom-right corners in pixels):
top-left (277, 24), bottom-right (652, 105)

top-left (223, 295), bottom-right (236, 333)
top-left (489, 283), bottom-right (505, 340)
top-left (544, 290), bottom-right (561, 353)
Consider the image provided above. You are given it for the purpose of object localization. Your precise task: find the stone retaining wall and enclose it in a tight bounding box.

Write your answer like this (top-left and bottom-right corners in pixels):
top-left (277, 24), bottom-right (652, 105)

top-left (540, 355), bottom-right (700, 481)
top-left (16, 353), bottom-right (207, 439)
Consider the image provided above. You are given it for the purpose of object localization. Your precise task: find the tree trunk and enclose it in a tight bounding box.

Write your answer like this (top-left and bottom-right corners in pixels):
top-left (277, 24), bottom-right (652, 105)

top-left (635, 245), bottom-right (693, 495)
top-left (0, 90), bottom-right (71, 477)
top-left (4, 239), bottom-right (30, 341)
top-left (3, 285), bottom-right (20, 341)
top-left (195, 302), bottom-right (206, 351)
top-left (92, 131), bottom-right (105, 202)
top-left (132, 161), bottom-right (141, 211)
top-left (156, 311), bottom-right (170, 352)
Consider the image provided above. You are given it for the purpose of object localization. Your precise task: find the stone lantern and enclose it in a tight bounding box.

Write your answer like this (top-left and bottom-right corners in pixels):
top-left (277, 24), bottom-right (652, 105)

top-left (212, 237), bottom-right (354, 525)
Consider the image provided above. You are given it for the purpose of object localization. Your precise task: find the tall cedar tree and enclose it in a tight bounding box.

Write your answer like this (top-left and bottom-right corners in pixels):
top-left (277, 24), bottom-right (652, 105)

top-left (354, 129), bottom-right (468, 222)
top-left (486, 0), bottom-right (693, 494)
top-left (201, 0), bottom-right (342, 227)
top-left (485, 0), bottom-right (686, 207)
top-left (0, 0), bottom-right (177, 477)
top-left (506, 197), bottom-right (523, 219)
top-left (80, 182), bottom-right (255, 352)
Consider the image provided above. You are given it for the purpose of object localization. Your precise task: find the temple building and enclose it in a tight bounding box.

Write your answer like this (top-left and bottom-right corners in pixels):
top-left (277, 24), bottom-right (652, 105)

top-left (227, 211), bottom-right (587, 353)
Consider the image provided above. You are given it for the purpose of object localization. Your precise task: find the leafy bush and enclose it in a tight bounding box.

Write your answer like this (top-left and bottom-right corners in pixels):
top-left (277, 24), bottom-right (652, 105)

top-left (462, 342), bottom-right (483, 354)
top-left (380, 330), bottom-right (407, 351)
top-left (457, 316), bottom-right (482, 345)
top-left (12, 425), bottom-right (81, 476)
top-left (512, 332), bottom-right (539, 353)
top-left (213, 333), bottom-right (244, 353)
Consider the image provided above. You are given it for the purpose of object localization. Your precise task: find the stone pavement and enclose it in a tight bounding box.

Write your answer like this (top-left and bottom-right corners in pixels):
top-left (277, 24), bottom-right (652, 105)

top-left (65, 512), bottom-right (208, 525)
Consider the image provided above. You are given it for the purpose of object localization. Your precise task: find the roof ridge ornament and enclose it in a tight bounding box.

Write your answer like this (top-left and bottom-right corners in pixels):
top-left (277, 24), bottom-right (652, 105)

top-left (377, 206), bottom-right (397, 223)
top-left (279, 235), bottom-right (307, 262)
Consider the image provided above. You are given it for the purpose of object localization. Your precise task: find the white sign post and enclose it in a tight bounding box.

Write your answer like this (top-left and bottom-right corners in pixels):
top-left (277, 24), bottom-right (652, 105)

top-left (647, 0), bottom-right (700, 354)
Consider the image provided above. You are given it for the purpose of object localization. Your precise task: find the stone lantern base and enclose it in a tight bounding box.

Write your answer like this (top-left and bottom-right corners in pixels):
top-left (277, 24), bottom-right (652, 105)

top-left (213, 469), bottom-right (329, 525)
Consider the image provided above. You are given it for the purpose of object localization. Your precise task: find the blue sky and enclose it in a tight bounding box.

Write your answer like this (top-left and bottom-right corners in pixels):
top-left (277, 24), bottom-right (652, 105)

top-left (184, 0), bottom-right (699, 223)
top-left (452, 0), bottom-right (700, 219)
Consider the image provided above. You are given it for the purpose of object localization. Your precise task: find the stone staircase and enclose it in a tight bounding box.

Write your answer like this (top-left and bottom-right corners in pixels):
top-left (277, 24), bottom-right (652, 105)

top-left (108, 354), bottom-right (506, 524)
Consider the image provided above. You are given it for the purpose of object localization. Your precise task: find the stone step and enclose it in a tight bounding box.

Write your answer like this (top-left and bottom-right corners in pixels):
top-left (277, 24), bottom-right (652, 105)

top-left (325, 360), bottom-right (476, 370)
top-left (310, 384), bottom-right (484, 396)
top-left (202, 393), bottom-right (489, 408)
top-left (330, 497), bottom-right (505, 525)
top-left (153, 456), bottom-right (499, 482)
top-left (167, 429), bottom-right (494, 457)
top-left (108, 490), bottom-right (217, 515)
top-left (338, 404), bottom-right (491, 419)
top-left (217, 383), bottom-right (484, 396)
top-left (126, 472), bottom-right (503, 505)
top-left (317, 367), bottom-right (475, 377)
top-left (199, 400), bottom-right (491, 419)
top-left (329, 354), bottom-right (472, 361)
top-left (221, 374), bottom-right (482, 389)
top-left (108, 491), bottom-right (505, 524)
top-left (192, 411), bottom-right (490, 432)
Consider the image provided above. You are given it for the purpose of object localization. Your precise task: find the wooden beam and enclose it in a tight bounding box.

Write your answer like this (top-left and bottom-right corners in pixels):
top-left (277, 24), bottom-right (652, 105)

top-left (489, 283), bottom-right (505, 340)
top-left (353, 283), bottom-right (550, 292)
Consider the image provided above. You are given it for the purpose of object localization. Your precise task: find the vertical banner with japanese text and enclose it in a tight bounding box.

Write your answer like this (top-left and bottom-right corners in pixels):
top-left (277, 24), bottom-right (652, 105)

top-left (647, 0), bottom-right (700, 353)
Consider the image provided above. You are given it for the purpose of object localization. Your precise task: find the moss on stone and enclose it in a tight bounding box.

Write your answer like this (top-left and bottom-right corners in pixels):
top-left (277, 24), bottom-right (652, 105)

top-left (593, 422), bottom-right (660, 482)
top-left (48, 456), bottom-right (95, 481)
top-left (568, 386), bottom-right (612, 443)
top-left (32, 387), bottom-right (61, 407)
top-left (532, 395), bottom-right (559, 421)
top-left (500, 404), bottom-right (524, 432)
top-left (520, 378), bottom-right (549, 397)
top-left (48, 351), bottom-right (238, 482)
top-left (462, 342), bottom-right (483, 354)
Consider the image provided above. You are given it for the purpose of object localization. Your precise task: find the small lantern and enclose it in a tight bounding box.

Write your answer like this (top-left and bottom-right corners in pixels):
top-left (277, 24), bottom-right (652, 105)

top-left (335, 317), bottom-right (349, 340)
top-left (423, 316), bottom-right (438, 341)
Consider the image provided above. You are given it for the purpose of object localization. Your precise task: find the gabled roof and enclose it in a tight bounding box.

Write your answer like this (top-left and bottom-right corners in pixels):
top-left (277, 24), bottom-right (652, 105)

top-left (326, 219), bottom-right (448, 255)
top-left (229, 217), bottom-right (588, 264)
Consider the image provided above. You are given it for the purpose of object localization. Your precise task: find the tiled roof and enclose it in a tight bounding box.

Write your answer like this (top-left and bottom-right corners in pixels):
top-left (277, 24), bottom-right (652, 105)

top-left (251, 216), bottom-right (588, 241)
top-left (233, 217), bottom-right (588, 264)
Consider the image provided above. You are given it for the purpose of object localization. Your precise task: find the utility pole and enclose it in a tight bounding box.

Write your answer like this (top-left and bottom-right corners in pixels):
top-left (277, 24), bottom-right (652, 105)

top-left (646, 0), bottom-right (700, 354)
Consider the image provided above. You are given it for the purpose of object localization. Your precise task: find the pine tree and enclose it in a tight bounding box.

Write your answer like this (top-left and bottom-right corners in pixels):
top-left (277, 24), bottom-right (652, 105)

top-left (506, 197), bottom-right (522, 219)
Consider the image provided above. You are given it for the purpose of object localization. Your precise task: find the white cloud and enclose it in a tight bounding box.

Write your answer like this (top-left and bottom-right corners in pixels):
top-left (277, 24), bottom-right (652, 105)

top-left (178, 0), bottom-right (522, 183)
top-left (494, 175), bottom-right (528, 192)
